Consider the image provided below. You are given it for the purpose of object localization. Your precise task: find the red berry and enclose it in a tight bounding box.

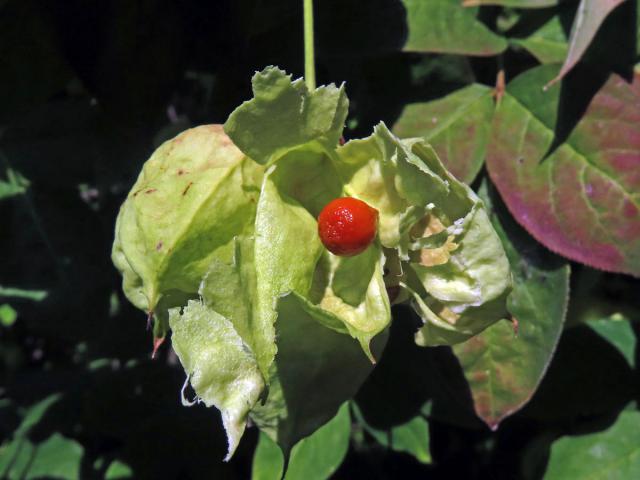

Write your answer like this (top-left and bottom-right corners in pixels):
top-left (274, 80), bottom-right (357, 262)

top-left (318, 197), bottom-right (378, 256)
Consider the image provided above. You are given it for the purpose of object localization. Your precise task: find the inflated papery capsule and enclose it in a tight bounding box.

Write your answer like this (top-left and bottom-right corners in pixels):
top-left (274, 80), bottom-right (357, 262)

top-left (112, 125), bottom-right (264, 318)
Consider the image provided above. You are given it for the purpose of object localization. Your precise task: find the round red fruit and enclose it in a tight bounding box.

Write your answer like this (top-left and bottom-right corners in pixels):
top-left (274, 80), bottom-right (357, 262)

top-left (318, 197), bottom-right (378, 256)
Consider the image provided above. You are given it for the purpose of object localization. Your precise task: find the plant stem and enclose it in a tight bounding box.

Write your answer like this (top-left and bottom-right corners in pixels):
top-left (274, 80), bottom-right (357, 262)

top-left (303, 0), bottom-right (316, 90)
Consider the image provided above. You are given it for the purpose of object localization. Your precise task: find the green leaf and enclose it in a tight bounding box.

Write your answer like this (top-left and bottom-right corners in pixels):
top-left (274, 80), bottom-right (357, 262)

top-left (548, 0), bottom-right (628, 85)
top-left (112, 124), bottom-right (263, 314)
top-left (511, 15), bottom-right (569, 64)
top-left (0, 433), bottom-right (84, 480)
top-left (252, 403), bottom-right (351, 480)
top-left (353, 404), bottom-right (431, 464)
top-left (463, 0), bottom-right (558, 6)
top-left (452, 179), bottom-right (570, 429)
top-left (401, 0), bottom-right (508, 56)
top-left (252, 433), bottom-right (284, 480)
top-left (15, 394), bottom-right (61, 436)
top-left (224, 67), bottom-right (348, 165)
top-left (0, 394), bottom-right (83, 480)
top-left (587, 318), bottom-right (637, 368)
top-left (0, 166), bottom-right (30, 200)
top-left (486, 64), bottom-right (640, 276)
top-left (382, 416), bottom-right (431, 464)
top-left (0, 180), bottom-right (23, 199)
top-left (545, 410), bottom-right (640, 479)
top-left (392, 84), bottom-right (495, 184)
top-left (169, 300), bottom-right (264, 461)
top-left (105, 460), bottom-right (133, 479)
top-left (0, 303), bottom-right (17, 326)
top-left (0, 286), bottom-right (48, 301)
top-left (286, 402), bottom-right (350, 479)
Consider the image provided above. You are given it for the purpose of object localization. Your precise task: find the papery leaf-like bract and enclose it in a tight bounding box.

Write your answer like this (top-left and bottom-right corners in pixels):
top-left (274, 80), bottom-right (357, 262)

top-left (224, 67), bottom-right (348, 165)
top-left (169, 300), bottom-right (264, 460)
top-left (337, 124), bottom-right (512, 346)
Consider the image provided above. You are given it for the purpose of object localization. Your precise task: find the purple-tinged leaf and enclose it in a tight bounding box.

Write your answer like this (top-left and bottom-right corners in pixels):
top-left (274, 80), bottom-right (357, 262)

top-left (487, 65), bottom-right (640, 276)
top-left (452, 180), bottom-right (570, 430)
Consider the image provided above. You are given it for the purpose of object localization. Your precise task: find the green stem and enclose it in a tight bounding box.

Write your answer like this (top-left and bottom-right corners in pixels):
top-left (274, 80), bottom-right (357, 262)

top-left (303, 0), bottom-right (316, 90)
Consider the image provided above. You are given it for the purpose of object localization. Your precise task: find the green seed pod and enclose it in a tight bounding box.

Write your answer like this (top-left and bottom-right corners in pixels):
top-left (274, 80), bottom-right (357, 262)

top-left (112, 67), bottom-right (512, 462)
top-left (112, 125), bottom-right (264, 317)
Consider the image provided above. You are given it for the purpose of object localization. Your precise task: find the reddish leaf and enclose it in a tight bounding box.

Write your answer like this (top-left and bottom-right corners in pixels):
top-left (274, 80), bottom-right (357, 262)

top-left (487, 65), bottom-right (640, 276)
top-left (453, 180), bottom-right (570, 429)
